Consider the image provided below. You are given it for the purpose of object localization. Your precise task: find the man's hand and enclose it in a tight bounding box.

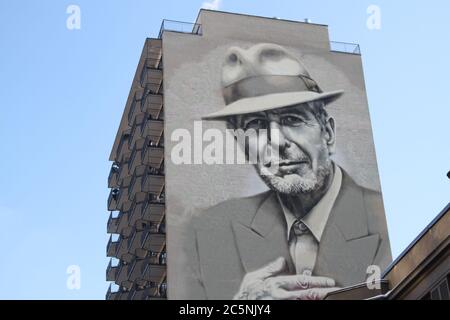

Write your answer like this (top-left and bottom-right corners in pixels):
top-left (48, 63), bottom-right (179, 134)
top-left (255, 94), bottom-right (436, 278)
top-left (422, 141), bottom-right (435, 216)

top-left (233, 257), bottom-right (340, 300)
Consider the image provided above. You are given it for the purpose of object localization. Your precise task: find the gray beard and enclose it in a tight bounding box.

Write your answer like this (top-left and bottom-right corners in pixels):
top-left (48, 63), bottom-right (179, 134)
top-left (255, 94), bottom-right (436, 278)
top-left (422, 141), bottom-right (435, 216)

top-left (259, 163), bottom-right (332, 195)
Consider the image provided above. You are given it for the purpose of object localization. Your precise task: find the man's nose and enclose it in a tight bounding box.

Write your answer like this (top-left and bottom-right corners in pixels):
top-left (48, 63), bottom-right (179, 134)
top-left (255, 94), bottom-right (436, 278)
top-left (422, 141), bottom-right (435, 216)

top-left (268, 120), bottom-right (288, 151)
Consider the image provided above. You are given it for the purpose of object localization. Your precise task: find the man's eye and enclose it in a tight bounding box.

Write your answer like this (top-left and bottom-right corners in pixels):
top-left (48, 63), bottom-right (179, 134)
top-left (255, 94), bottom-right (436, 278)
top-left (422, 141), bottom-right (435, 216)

top-left (245, 119), bottom-right (267, 130)
top-left (281, 116), bottom-right (305, 126)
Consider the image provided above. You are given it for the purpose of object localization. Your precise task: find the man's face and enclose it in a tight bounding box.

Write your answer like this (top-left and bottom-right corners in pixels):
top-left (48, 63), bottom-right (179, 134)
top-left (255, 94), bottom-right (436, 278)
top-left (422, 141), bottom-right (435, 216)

top-left (234, 103), bottom-right (336, 195)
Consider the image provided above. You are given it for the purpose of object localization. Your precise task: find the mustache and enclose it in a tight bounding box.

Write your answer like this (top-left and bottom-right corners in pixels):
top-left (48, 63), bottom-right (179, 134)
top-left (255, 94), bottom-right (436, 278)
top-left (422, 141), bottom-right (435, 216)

top-left (262, 145), bottom-right (309, 167)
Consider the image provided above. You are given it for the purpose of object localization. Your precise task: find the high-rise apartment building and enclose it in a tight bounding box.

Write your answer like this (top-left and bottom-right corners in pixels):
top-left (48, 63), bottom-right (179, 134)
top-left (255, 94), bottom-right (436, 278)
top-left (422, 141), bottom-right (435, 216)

top-left (104, 9), bottom-right (446, 301)
top-left (105, 9), bottom-right (379, 300)
top-left (106, 37), bottom-right (166, 300)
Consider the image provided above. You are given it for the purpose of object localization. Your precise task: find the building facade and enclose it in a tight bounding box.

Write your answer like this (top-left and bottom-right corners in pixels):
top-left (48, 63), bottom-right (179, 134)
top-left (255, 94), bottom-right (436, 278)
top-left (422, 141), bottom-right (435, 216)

top-left (106, 9), bottom-right (397, 300)
top-left (326, 203), bottom-right (449, 300)
top-left (106, 38), bottom-right (166, 300)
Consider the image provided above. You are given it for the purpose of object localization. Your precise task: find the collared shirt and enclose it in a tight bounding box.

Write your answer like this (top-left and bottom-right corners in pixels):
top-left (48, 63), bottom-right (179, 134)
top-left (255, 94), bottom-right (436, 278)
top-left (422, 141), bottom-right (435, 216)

top-left (277, 165), bottom-right (342, 275)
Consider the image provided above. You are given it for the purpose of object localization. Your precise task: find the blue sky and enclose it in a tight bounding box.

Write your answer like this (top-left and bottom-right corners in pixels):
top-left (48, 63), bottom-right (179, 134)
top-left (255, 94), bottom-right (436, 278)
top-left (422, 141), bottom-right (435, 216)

top-left (0, 0), bottom-right (448, 299)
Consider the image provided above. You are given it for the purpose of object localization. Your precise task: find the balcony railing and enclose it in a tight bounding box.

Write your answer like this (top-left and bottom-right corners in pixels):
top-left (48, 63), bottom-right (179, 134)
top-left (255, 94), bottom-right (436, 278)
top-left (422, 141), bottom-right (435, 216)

top-left (129, 114), bottom-right (146, 150)
top-left (127, 91), bottom-right (143, 126)
top-left (107, 235), bottom-right (119, 257)
top-left (158, 19), bottom-right (202, 38)
top-left (330, 41), bottom-right (361, 55)
top-left (141, 259), bottom-right (166, 280)
top-left (140, 114), bottom-right (164, 137)
top-left (127, 228), bottom-right (140, 254)
top-left (108, 162), bottom-right (120, 188)
top-left (117, 157), bottom-right (130, 181)
top-left (108, 188), bottom-right (120, 211)
top-left (116, 131), bottom-right (131, 162)
top-left (140, 92), bottom-right (163, 118)
top-left (106, 259), bottom-right (119, 281)
top-left (140, 229), bottom-right (166, 255)
top-left (115, 260), bottom-right (130, 286)
top-left (139, 63), bottom-right (163, 89)
top-left (106, 283), bottom-right (120, 300)
top-left (107, 211), bottom-right (120, 234)
top-left (141, 165), bottom-right (165, 194)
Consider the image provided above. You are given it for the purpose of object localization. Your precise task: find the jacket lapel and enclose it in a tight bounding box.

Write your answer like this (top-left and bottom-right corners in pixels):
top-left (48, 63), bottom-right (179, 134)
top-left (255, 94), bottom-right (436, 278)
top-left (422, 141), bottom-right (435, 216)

top-left (314, 172), bottom-right (380, 287)
top-left (232, 192), bottom-right (295, 275)
top-left (230, 171), bottom-right (380, 288)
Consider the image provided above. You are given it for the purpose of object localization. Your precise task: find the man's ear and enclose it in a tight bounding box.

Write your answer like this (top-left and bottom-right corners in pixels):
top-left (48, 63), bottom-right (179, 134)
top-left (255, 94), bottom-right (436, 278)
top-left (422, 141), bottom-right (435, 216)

top-left (324, 116), bottom-right (336, 154)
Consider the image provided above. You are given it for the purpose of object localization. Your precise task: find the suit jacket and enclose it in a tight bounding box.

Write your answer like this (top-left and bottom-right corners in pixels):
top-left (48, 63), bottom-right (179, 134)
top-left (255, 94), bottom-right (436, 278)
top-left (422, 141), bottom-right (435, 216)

top-left (177, 170), bottom-right (392, 299)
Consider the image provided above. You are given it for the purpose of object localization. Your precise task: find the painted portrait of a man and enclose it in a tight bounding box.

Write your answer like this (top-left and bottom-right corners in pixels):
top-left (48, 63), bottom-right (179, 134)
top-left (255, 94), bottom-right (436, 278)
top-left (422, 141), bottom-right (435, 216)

top-left (176, 43), bottom-right (392, 300)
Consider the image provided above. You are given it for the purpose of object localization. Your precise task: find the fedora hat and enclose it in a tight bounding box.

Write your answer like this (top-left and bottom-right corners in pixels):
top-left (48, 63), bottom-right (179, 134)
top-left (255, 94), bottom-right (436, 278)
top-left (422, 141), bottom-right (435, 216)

top-left (202, 43), bottom-right (344, 120)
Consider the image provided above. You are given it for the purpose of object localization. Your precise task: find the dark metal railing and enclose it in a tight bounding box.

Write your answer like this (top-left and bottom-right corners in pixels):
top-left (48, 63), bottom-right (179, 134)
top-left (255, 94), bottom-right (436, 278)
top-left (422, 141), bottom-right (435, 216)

top-left (108, 162), bottom-right (120, 187)
top-left (116, 132), bottom-right (131, 160)
top-left (330, 41), bottom-right (361, 55)
top-left (139, 59), bottom-right (163, 88)
top-left (158, 19), bottom-right (202, 38)
top-left (141, 166), bottom-right (164, 192)
top-left (141, 193), bottom-right (165, 221)
top-left (140, 114), bottom-right (164, 138)
top-left (140, 92), bottom-right (163, 115)
top-left (128, 93), bottom-right (142, 125)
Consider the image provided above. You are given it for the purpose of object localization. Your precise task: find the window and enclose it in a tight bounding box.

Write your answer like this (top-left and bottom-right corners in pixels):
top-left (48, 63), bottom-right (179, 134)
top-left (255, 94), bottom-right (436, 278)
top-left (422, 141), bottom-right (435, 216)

top-left (422, 274), bottom-right (450, 300)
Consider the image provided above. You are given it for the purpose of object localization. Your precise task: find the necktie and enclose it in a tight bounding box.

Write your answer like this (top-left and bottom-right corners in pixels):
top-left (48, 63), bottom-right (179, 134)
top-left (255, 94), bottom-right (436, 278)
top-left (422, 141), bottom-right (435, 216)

top-left (291, 220), bottom-right (318, 276)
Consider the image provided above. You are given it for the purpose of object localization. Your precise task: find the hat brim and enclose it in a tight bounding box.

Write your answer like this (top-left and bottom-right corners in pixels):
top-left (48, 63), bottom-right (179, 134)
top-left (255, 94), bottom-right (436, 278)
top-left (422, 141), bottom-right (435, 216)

top-left (202, 90), bottom-right (344, 120)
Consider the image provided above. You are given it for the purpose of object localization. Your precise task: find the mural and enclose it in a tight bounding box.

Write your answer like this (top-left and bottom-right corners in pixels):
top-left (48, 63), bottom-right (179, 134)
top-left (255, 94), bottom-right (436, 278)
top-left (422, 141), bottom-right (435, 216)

top-left (165, 40), bottom-right (391, 300)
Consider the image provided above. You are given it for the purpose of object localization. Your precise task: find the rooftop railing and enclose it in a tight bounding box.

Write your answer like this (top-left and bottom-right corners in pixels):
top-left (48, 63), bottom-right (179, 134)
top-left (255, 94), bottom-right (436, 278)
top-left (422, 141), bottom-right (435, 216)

top-left (330, 41), bottom-right (361, 55)
top-left (158, 19), bottom-right (202, 38)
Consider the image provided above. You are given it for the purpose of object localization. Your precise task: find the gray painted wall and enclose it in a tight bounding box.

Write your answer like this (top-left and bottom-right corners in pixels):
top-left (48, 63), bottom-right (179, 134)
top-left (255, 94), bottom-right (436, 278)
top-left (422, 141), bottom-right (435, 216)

top-left (162, 10), bottom-right (388, 299)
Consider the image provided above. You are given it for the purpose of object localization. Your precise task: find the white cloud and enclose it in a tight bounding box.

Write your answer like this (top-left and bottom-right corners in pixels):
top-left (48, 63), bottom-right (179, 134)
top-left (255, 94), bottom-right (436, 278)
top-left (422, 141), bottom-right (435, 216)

top-left (201, 0), bottom-right (222, 10)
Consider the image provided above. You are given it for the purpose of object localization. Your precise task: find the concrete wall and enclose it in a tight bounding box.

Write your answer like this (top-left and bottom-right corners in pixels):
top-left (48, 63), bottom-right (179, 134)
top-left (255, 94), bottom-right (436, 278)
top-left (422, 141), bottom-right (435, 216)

top-left (163, 10), bottom-right (389, 299)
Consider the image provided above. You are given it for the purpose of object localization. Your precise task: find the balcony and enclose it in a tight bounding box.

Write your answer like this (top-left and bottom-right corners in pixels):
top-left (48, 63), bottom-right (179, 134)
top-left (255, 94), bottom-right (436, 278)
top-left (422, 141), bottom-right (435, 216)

top-left (127, 228), bottom-right (143, 257)
top-left (141, 200), bottom-right (165, 225)
top-left (128, 90), bottom-right (144, 126)
top-left (115, 186), bottom-right (129, 212)
top-left (106, 283), bottom-right (120, 300)
top-left (139, 60), bottom-right (163, 90)
top-left (127, 281), bottom-right (163, 300)
top-left (108, 162), bottom-right (120, 188)
top-left (140, 114), bottom-right (164, 142)
top-left (141, 165), bottom-right (165, 195)
top-left (141, 250), bottom-right (167, 266)
top-left (127, 258), bottom-right (151, 283)
top-left (141, 93), bottom-right (163, 119)
top-left (106, 259), bottom-right (119, 281)
top-left (116, 211), bottom-right (132, 238)
top-left (129, 113), bottom-right (146, 149)
top-left (107, 235), bottom-right (119, 257)
top-left (115, 235), bottom-right (134, 263)
top-left (107, 188), bottom-right (120, 211)
top-left (116, 130), bottom-right (131, 163)
top-left (140, 230), bottom-right (166, 254)
top-left (115, 261), bottom-right (131, 287)
top-left (128, 287), bottom-right (146, 300)
top-left (129, 195), bottom-right (146, 225)
top-left (141, 136), bottom-right (164, 168)
top-left (107, 211), bottom-right (120, 234)
top-left (128, 139), bottom-right (146, 176)
top-left (128, 165), bottom-right (147, 201)
top-left (141, 262), bottom-right (166, 286)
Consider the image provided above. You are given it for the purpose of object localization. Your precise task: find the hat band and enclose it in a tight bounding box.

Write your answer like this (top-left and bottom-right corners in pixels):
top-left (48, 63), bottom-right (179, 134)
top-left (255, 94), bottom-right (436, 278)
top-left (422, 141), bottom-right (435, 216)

top-left (223, 75), bottom-right (322, 105)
